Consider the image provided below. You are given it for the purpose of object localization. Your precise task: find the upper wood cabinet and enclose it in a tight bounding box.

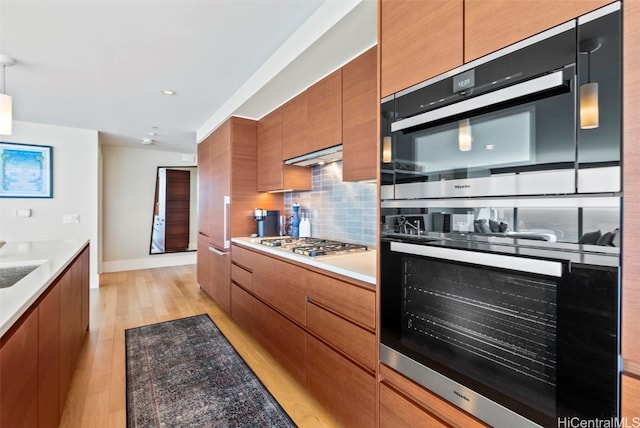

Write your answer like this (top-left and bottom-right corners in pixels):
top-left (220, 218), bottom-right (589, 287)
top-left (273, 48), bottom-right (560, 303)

top-left (281, 91), bottom-right (307, 161)
top-left (306, 69), bottom-right (343, 154)
top-left (380, 0), bottom-right (463, 98)
top-left (257, 108), bottom-right (312, 192)
top-left (464, 0), bottom-right (615, 62)
top-left (342, 47), bottom-right (378, 182)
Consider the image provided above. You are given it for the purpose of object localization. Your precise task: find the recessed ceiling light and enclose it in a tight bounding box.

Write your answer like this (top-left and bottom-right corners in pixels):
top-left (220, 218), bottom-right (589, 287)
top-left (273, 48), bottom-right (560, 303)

top-left (485, 144), bottom-right (495, 150)
top-left (146, 132), bottom-right (156, 136)
top-left (141, 138), bottom-right (154, 145)
top-left (161, 89), bottom-right (176, 95)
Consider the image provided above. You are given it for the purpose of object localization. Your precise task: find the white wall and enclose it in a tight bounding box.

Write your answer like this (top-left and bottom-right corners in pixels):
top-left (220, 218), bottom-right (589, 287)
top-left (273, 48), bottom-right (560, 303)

top-left (0, 121), bottom-right (100, 287)
top-left (101, 145), bottom-right (197, 272)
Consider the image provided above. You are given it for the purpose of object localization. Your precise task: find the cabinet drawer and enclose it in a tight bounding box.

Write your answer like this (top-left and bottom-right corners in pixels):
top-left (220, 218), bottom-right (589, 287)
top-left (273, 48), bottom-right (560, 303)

top-left (622, 373), bottom-right (640, 421)
top-left (380, 383), bottom-right (449, 428)
top-left (231, 264), bottom-right (252, 292)
top-left (306, 301), bottom-right (375, 370)
top-left (379, 364), bottom-right (489, 427)
top-left (231, 245), bottom-right (254, 271)
top-left (307, 272), bottom-right (375, 330)
top-left (231, 283), bottom-right (253, 335)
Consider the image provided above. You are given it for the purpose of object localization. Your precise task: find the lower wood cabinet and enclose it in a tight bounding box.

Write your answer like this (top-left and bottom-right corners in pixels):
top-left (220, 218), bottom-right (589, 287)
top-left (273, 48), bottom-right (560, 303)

top-left (306, 334), bottom-right (376, 427)
top-left (379, 364), bottom-right (489, 428)
top-left (622, 373), bottom-right (640, 422)
top-left (0, 244), bottom-right (89, 428)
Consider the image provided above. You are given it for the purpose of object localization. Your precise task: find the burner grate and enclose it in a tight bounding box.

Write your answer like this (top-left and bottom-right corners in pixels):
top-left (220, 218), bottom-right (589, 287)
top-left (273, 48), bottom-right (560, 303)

top-left (259, 237), bottom-right (367, 256)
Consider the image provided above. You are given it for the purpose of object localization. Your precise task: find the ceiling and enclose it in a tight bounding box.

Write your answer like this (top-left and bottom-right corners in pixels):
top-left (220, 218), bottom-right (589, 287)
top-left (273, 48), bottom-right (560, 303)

top-left (0, 0), bottom-right (377, 153)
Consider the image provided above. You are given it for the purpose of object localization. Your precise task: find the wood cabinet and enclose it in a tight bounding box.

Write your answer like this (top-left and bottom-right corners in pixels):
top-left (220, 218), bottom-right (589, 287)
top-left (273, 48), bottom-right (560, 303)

top-left (0, 245), bottom-right (89, 428)
top-left (257, 108), bottom-right (311, 192)
top-left (380, 0), bottom-right (463, 97)
top-left (1, 308), bottom-right (39, 428)
top-left (622, 373), bottom-right (640, 423)
top-left (281, 91), bottom-right (307, 161)
top-left (342, 46), bottom-right (378, 182)
top-left (198, 117), bottom-right (283, 310)
top-left (379, 364), bottom-right (490, 428)
top-left (464, 0), bottom-right (614, 62)
top-left (197, 134), bottom-right (211, 237)
top-left (305, 69), bottom-right (342, 154)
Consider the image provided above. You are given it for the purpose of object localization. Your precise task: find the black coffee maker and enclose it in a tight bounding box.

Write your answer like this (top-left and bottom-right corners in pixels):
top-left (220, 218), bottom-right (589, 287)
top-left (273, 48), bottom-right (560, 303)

top-left (253, 209), bottom-right (279, 237)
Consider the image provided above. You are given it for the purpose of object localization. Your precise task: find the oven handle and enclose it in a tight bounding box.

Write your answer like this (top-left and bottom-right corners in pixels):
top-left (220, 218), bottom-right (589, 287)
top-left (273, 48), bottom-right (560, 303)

top-left (391, 70), bottom-right (567, 133)
top-left (390, 241), bottom-right (563, 277)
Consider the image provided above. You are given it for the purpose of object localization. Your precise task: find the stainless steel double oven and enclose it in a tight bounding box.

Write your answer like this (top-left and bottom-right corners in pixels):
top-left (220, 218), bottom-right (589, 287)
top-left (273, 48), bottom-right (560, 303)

top-left (379, 3), bottom-right (621, 427)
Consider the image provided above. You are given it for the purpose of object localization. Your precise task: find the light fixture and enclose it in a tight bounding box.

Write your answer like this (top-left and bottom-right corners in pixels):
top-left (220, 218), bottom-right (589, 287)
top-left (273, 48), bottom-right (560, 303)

top-left (146, 132), bottom-right (157, 136)
top-left (580, 39), bottom-right (601, 130)
top-left (141, 138), bottom-right (154, 145)
top-left (382, 136), bottom-right (392, 163)
top-left (458, 118), bottom-right (472, 152)
top-left (0, 53), bottom-right (16, 135)
top-left (161, 89), bottom-right (176, 95)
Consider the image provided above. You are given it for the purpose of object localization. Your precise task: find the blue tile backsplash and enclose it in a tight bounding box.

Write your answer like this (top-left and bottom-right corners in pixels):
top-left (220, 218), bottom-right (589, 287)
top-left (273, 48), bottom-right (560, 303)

top-left (284, 161), bottom-right (377, 248)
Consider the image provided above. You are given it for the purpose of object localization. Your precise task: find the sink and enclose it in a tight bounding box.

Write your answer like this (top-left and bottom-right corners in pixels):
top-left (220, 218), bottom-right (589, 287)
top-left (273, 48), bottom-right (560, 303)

top-left (0, 261), bottom-right (45, 289)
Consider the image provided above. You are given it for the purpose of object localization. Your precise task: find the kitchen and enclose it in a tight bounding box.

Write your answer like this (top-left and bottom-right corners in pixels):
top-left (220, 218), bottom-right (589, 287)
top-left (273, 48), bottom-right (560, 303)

top-left (1, 0), bottom-right (635, 428)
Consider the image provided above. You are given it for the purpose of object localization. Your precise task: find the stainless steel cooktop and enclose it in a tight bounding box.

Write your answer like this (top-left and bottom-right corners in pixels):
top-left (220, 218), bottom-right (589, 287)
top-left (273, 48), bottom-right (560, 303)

top-left (259, 237), bottom-right (368, 257)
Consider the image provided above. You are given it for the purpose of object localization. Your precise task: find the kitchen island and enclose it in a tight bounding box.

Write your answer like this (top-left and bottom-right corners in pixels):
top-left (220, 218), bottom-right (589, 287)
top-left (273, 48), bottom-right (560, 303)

top-left (0, 239), bottom-right (89, 428)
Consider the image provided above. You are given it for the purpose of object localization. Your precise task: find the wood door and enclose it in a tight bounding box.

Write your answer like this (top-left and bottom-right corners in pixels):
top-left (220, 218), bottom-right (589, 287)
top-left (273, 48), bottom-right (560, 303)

top-left (0, 308), bottom-right (39, 428)
top-left (39, 285), bottom-right (60, 428)
top-left (257, 108), bottom-right (284, 191)
top-left (306, 334), bottom-right (376, 428)
top-left (163, 169), bottom-right (191, 252)
top-left (306, 69), bottom-right (342, 154)
top-left (380, 0), bottom-right (463, 97)
top-left (208, 120), bottom-right (231, 249)
top-left (281, 91), bottom-right (307, 160)
top-left (197, 138), bottom-right (211, 237)
top-left (342, 46), bottom-right (378, 182)
top-left (623, 0), bottom-right (640, 370)
top-left (464, 0), bottom-right (614, 62)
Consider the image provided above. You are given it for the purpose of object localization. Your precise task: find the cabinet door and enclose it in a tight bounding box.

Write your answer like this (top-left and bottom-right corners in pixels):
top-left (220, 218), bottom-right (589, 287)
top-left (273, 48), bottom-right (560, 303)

top-left (80, 246), bottom-right (90, 336)
top-left (209, 121), bottom-right (231, 249)
top-left (306, 335), bottom-right (375, 428)
top-left (39, 285), bottom-right (60, 428)
top-left (464, 0), bottom-right (614, 62)
top-left (197, 233), bottom-right (211, 292)
top-left (257, 108), bottom-right (283, 191)
top-left (59, 266), bottom-right (81, 414)
top-left (208, 248), bottom-right (231, 314)
top-left (622, 374), bottom-right (640, 423)
top-left (281, 91), bottom-right (307, 160)
top-left (306, 69), bottom-right (342, 154)
top-left (342, 46), bottom-right (378, 182)
top-left (231, 282), bottom-right (254, 335)
top-left (1, 308), bottom-right (39, 428)
top-left (197, 136), bottom-right (211, 237)
top-left (380, 0), bottom-right (463, 97)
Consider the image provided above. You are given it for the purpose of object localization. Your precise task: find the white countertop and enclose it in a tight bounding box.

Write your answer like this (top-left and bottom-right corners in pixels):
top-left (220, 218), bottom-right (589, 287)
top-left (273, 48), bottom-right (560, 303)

top-left (0, 239), bottom-right (89, 337)
top-left (231, 237), bottom-right (377, 285)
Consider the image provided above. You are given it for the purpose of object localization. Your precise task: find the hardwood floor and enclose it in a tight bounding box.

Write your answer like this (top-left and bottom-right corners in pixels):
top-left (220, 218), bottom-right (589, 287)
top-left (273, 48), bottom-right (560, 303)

top-left (59, 264), bottom-right (339, 427)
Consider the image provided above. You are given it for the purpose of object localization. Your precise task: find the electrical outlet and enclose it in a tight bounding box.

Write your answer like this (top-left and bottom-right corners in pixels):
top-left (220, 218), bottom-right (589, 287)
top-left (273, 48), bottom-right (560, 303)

top-left (63, 214), bottom-right (80, 224)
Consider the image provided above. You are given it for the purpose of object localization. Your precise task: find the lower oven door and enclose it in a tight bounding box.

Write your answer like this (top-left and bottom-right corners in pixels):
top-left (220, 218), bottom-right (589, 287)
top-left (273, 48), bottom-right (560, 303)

top-left (379, 239), bottom-right (619, 427)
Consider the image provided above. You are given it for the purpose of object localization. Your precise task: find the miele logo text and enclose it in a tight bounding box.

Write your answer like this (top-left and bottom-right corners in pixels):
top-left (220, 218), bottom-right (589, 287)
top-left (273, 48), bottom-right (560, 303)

top-left (453, 390), bottom-right (470, 402)
top-left (454, 184), bottom-right (471, 189)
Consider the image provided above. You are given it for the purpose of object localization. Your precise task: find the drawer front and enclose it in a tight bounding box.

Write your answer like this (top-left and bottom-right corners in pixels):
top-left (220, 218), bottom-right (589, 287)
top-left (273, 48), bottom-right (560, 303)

top-left (231, 245), bottom-right (254, 270)
top-left (380, 383), bottom-right (449, 428)
top-left (231, 264), bottom-right (252, 292)
top-left (306, 301), bottom-right (376, 370)
top-left (231, 283), bottom-right (253, 334)
top-left (307, 272), bottom-right (375, 330)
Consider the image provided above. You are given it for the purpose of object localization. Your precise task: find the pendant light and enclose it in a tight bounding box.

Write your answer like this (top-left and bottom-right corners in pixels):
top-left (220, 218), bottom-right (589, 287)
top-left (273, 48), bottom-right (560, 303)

top-left (382, 136), bottom-right (392, 163)
top-left (0, 53), bottom-right (15, 135)
top-left (458, 118), bottom-right (472, 152)
top-left (579, 39), bottom-right (601, 130)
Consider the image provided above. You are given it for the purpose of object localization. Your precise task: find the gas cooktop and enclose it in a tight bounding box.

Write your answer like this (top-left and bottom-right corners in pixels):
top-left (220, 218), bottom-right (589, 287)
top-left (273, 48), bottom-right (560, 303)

top-left (259, 237), bottom-right (368, 257)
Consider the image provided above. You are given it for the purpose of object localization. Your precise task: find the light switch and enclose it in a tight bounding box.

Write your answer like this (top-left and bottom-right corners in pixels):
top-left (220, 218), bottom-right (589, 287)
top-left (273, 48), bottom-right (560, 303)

top-left (16, 208), bottom-right (31, 217)
top-left (63, 214), bottom-right (80, 224)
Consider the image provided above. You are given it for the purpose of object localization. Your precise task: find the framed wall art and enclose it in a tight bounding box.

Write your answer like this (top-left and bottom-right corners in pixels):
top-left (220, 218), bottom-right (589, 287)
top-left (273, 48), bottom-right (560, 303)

top-left (0, 142), bottom-right (53, 198)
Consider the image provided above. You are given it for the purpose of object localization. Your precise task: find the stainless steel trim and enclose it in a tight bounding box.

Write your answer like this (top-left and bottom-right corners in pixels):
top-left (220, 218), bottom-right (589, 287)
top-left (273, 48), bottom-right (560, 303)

top-left (578, 1), bottom-right (620, 25)
top-left (379, 344), bottom-right (543, 428)
top-left (381, 94), bottom-right (394, 104)
top-left (380, 196), bottom-right (621, 209)
top-left (390, 241), bottom-right (563, 276)
top-left (223, 195), bottom-right (230, 249)
top-left (208, 246), bottom-right (228, 256)
top-left (392, 71), bottom-right (565, 132)
top-left (394, 21), bottom-right (574, 98)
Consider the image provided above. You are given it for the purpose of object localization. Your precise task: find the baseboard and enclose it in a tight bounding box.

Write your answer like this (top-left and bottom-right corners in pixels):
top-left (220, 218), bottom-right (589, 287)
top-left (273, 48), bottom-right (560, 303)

top-left (101, 252), bottom-right (197, 274)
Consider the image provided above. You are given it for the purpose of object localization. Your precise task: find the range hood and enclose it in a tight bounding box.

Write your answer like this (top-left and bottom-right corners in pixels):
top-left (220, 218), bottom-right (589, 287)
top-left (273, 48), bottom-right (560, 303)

top-left (284, 145), bottom-right (342, 167)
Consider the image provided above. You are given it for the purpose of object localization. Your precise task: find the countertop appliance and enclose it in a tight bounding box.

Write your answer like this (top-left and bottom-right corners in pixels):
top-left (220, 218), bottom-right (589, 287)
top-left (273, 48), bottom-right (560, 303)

top-left (253, 209), bottom-right (279, 237)
top-left (259, 237), bottom-right (367, 257)
top-left (381, 2), bottom-right (621, 201)
top-left (378, 3), bottom-right (622, 427)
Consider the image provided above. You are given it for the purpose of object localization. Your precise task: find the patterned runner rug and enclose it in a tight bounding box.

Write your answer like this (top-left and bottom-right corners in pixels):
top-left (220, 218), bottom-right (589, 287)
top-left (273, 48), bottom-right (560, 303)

top-left (125, 314), bottom-right (297, 427)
